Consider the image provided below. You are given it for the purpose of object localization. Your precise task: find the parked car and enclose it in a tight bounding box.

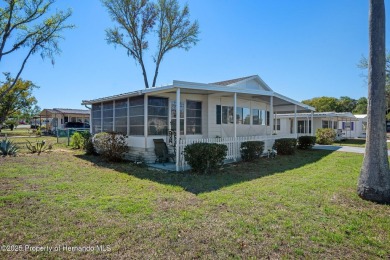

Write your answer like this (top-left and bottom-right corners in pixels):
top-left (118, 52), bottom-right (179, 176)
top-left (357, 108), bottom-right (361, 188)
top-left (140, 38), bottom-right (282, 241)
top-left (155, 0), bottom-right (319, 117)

top-left (64, 122), bottom-right (90, 129)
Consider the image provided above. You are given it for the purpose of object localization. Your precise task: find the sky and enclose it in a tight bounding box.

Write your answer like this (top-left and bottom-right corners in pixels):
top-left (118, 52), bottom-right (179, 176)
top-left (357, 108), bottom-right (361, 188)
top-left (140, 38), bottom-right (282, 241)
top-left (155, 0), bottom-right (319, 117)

top-left (3, 0), bottom-right (390, 110)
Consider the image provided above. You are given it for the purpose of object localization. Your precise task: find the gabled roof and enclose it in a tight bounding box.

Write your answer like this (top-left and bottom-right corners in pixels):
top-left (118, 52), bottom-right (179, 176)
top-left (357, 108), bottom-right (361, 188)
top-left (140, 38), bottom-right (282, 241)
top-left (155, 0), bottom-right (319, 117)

top-left (52, 108), bottom-right (90, 115)
top-left (209, 75), bottom-right (273, 91)
top-left (211, 75), bottom-right (256, 86)
top-left (82, 76), bottom-right (314, 113)
top-left (39, 108), bottom-right (90, 117)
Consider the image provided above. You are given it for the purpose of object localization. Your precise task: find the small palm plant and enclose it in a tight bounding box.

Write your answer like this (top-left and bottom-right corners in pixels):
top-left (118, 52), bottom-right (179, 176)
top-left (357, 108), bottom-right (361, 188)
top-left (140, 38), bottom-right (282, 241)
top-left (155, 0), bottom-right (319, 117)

top-left (0, 138), bottom-right (18, 156)
top-left (26, 140), bottom-right (47, 155)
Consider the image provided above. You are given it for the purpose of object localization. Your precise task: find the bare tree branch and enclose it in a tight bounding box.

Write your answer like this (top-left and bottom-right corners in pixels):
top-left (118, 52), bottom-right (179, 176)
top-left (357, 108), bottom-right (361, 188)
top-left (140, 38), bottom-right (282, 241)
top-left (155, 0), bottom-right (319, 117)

top-left (0, 0), bottom-right (73, 98)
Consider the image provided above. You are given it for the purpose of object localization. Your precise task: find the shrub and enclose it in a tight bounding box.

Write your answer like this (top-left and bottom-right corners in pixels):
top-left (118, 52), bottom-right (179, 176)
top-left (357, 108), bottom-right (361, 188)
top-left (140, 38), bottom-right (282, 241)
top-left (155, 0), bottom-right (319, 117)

top-left (273, 138), bottom-right (297, 155)
top-left (92, 132), bottom-right (129, 161)
top-left (184, 143), bottom-right (228, 174)
top-left (26, 140), bottom-right (47, 155)
top-left (297, 136), bottom-right (316, 150)
top-left (68, 130), bottom-right (92, 150)
top-left (0, 138), bottom-right (18, 156)
top-left (240, 141), bottom-right (264, 162)
top-left (84, 137), bottom-right (96, 155)
top-left (316, 128), bottom-right (336, 145)
top-left (70, 132), bottom-right (84, 149)
top-left (36, 127), bottom-right (41, 136)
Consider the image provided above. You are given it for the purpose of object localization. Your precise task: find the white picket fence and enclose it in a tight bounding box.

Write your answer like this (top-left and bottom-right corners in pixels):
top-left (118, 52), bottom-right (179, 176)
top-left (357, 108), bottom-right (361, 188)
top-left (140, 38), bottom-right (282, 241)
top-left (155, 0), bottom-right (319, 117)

top-left (177, 134), bottom-right (297, 169)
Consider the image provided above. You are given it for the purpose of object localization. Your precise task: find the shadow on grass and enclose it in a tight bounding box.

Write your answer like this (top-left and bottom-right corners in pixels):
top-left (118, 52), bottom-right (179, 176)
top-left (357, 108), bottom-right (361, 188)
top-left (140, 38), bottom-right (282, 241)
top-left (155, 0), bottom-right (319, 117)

top-left (75, 149), bottom-right (334, 195)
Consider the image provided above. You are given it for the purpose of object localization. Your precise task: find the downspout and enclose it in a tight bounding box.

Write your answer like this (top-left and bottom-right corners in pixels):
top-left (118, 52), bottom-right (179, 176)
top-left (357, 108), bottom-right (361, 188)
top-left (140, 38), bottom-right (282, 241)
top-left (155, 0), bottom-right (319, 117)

top-left (84, 104), bottom-right (92, 133)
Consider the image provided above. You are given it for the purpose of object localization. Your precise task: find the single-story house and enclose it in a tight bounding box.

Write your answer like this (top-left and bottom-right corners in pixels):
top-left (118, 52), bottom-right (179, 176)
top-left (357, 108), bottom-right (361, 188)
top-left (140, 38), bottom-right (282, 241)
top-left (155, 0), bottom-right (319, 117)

top-left (339, 114), bottom-right (367, 138)
top-left (37, 108), bottom-right (90, 132)
top-left (276, 112), bottom-right (357, 140)
top-left (82, 75), bottom-right (315, 171)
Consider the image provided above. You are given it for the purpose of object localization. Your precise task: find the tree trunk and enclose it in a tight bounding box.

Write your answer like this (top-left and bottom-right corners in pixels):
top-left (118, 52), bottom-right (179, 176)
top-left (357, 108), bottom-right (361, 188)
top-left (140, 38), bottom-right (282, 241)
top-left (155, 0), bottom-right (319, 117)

top-left (152, 58), bottom-right (162, 88)
top-left (139, 56), bottom-right (149, 89)
top-left (358, 0), bottom-right (390, 203)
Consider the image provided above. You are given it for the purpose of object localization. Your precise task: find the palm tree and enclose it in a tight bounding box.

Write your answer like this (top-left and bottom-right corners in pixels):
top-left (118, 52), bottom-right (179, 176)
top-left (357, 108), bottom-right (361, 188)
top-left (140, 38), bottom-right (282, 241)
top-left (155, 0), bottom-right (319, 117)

top-left (357, 0), bottom-right (390, 203)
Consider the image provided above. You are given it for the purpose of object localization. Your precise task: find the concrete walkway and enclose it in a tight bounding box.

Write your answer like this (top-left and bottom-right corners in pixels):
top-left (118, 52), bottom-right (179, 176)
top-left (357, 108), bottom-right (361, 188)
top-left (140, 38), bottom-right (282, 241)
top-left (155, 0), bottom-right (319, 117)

top-left (313, 144), bottom-right (390, 155)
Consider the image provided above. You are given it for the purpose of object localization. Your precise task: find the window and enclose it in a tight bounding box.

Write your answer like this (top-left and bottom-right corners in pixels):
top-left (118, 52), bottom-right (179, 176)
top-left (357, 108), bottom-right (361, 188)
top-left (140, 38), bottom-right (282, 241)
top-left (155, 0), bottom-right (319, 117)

top-left (148, 96), bottom-right (168, 135)
top-left (342, 121), bottom-right (354, 131)
top-left (92, 103), bottom-right (101, 133)
top-left (297, 120), bottom-right (312, 133)
top-left (236, 107), bottom-right (250, 125)
top-left (362, 122), bottom-right (367, 131)
top-left (222, 106), bottom-right (234, 124)
top-left (171, 101), bottom-right (184, 134)
top-left (322, 120), bottom-right (330, 128)
top-left (236, 107), bottom-right (243, 124)
top-left (333, 121), bottom-right (338, 129)
top-left (266, 111), bottom-right (270, 126)
top-left (216, 105), bottom-right (221, 124)
top-left (102, 101), bottom-right (113, 132)
top-left (252, 109), bottom-right (266, 125)
top-left (273, 118), bottom-right (281, 131)
top-left (186, 100), bottom-right (202, 134)
top-left (252, 109), bottom-right (259, 125)
top-left (129, 96), bottom-right (144, 135)
top-left (243, 108), bottom-right (250, 125)
top-left (115, 99), bottom-right (128, 135)
top-left (297, 120), bottom-right (305, 133)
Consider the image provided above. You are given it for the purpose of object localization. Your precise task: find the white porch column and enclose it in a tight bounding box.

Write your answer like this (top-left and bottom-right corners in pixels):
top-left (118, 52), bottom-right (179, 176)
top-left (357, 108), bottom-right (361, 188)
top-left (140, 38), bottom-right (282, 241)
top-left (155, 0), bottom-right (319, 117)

top-left (306, 115), bottom-right (309, 135)
top-left (233, 92), bottom-right (237, 138)
top-left (127, 98), bottom-right (130, 136)
top-left (176, 88), bottom-right (180, 172)
top-left (270, 96), bottom-right (274, 135)
top-left (100, 102), bottom-right (103, 132)
top-left (311, 111), bottom-right (314, 136)
top-left (294, 105), bottom-right (298, 138)
top-left (113, 100), bottom-right (116, 131)
top-left (144, 94), bottom-right (148, 149)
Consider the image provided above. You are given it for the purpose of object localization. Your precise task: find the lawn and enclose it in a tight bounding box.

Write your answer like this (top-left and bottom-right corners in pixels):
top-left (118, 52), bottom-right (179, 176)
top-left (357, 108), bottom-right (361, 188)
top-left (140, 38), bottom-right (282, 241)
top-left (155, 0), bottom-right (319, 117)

top-left (0, 148), bottom-right (389, 259)
top-left (0, 127), bottom-right (35, 137)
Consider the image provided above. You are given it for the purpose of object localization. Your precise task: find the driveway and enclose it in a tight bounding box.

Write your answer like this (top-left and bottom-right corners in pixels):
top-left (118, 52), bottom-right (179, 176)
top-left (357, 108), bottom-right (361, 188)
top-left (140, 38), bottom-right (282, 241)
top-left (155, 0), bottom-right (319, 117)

top-left (313, 145), bottom-right (390, 155)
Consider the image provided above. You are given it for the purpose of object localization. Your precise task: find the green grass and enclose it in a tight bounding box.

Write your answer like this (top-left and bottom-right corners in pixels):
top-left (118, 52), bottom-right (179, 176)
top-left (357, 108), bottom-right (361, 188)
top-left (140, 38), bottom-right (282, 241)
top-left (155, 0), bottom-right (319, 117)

top-left (0, 127), bottom-right (35, 137)
top-left (0, 149), bottom-right (389, 259)
top-left (2, 136), bottom-right (67, 153)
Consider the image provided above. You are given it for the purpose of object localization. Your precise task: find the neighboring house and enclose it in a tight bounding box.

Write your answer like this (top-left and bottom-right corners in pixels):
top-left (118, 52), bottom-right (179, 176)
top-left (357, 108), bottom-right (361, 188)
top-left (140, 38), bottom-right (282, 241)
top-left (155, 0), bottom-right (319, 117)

top-left (276, 112), bottom-right (357, 140)
top-left (37, 108), bottom-right (90, 132)
top-left (82, 75), bottom-right (315, 171)
top-left (338, 114), bottom-right (367, 138)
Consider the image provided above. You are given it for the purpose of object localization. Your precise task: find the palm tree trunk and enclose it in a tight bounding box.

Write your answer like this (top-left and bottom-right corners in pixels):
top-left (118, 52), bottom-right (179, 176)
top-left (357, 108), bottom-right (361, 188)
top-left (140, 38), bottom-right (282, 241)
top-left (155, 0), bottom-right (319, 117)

top-left (357, 0), bottom-right (390, 203)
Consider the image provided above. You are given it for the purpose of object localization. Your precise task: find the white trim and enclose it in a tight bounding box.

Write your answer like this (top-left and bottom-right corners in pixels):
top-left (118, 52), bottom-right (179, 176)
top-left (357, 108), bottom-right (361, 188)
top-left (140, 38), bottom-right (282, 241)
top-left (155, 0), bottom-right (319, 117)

top-left (176, 88), bottom-right (180, 172)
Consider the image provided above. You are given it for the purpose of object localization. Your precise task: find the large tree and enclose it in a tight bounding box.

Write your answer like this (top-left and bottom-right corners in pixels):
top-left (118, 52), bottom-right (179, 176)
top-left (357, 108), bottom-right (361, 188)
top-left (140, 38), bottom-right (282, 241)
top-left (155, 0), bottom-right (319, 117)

top-left (302, 96), bottom-right (340, 112)
top-left (103, 0), bottom-right (200, 88)
top-left (353, 97), bottom-right (368, 114)
top-left (357, 0), bottom-right (390, 203)
top-left (0, 77), bottom-right (38, 128)
top-left (0, 0), bottom-right (73, 99)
